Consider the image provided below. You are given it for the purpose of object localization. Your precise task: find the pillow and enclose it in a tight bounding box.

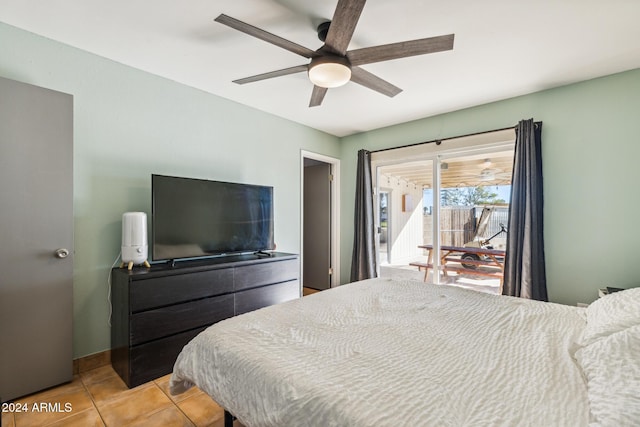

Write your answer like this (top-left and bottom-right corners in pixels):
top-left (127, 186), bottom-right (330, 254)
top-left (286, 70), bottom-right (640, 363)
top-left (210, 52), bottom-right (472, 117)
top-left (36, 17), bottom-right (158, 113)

top-left (581, 287), bottom-right (640, 346)
top-left (575, 324), bottom-right (640, 426)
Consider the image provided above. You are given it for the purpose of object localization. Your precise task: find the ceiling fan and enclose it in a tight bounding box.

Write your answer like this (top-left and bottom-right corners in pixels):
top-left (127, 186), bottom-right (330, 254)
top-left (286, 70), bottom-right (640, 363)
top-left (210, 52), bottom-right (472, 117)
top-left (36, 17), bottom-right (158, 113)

top-left (215, 0), bottom-right (454, 107)
top-left (478, 159), bottom-right (511, 182)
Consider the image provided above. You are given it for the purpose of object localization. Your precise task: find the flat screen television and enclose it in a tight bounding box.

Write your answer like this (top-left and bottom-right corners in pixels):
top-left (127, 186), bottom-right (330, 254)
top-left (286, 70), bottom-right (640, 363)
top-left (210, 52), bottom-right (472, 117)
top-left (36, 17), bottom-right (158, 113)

top-left (151, 174), bottom-right (274, 261)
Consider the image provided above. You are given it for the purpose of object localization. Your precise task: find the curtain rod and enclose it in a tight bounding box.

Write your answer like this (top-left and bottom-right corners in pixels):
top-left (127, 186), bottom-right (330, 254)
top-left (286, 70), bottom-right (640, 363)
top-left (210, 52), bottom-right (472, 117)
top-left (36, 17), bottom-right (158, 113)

top-left (370, 121), bottom-right (541, 154)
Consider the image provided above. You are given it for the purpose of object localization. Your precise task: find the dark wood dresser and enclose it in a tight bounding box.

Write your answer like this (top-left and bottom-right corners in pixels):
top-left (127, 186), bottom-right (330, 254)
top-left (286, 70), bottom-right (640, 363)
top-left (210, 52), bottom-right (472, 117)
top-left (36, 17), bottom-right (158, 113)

top-left (110, 252), bottom-right (299, 387)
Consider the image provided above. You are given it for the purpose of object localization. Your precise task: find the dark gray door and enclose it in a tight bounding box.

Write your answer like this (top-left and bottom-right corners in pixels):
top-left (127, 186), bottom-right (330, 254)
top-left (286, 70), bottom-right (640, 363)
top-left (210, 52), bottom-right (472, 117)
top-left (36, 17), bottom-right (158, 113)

top-left (303, 162), bottom-right (331, 290)
top-left (0, 77), bottom-right (73, 401)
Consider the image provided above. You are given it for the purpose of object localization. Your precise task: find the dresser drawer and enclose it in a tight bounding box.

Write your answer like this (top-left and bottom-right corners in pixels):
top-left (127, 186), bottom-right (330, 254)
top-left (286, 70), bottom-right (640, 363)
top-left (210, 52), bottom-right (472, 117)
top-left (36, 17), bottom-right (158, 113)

top-left (234, 259), bottom-right (298, 291)
top-left (131, 267), bottom-right (234, 312)
top-left (235, 279), bottom-right (300, 315)
top-left (130, 294), bottom-right (234, 345)
top-left (129, 327), bottom-right (205, 387)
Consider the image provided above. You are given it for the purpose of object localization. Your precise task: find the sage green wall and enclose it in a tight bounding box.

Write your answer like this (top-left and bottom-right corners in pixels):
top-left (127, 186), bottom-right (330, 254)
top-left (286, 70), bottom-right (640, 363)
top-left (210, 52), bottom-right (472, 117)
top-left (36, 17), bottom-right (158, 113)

top-left (340, 68), bottom-right (640, 306)
top-left (0, 23), bottom-right (340, 358)
top-left (3, 20), bottom-right (639, 358)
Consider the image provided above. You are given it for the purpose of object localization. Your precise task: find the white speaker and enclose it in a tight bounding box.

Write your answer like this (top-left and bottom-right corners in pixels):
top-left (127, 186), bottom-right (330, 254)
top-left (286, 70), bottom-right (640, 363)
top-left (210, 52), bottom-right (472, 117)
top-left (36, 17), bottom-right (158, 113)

top-left (121, 212), bottom-right (150, 269)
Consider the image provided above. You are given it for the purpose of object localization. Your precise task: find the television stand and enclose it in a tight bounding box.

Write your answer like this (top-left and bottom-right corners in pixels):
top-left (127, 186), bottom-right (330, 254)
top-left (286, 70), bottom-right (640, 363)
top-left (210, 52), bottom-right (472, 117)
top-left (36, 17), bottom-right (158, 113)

top-left (111, 252), bottom-right (299, 388)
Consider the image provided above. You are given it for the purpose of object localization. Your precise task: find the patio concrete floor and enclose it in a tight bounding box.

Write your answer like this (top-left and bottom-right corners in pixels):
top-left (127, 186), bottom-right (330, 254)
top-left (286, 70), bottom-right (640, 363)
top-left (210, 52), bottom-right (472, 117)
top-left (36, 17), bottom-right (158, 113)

top-left (380, 264), bottom-right (501, 295)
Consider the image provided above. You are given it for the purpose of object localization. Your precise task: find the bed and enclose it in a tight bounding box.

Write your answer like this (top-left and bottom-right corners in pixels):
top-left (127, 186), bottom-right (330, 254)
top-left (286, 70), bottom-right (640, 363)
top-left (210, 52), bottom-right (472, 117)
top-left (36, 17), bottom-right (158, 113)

top-left (170, 278), bottom-right (640, 426)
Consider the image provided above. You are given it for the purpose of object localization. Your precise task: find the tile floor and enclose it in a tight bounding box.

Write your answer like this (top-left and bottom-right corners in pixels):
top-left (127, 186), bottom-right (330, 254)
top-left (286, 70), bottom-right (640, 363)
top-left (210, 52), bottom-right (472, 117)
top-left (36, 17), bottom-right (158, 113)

top-left (1, 365), bottom-right (241, 427)
top-left (3, 290), bottom-right (329, 427)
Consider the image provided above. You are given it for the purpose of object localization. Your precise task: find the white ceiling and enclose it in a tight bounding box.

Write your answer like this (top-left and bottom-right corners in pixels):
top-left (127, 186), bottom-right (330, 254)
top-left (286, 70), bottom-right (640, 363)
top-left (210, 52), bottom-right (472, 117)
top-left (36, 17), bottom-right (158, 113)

top-left (2, 0), bottom-right (639, 137)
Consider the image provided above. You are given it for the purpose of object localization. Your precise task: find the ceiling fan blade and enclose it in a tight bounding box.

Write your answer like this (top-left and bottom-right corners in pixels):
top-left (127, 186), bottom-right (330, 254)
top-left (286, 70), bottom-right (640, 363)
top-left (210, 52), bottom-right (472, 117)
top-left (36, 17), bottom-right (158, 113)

top-left (350, 67), bottom-right (402, 97)
top-left (324, 0), bottom-right (367, 55)
top-left (215, 14), bottom-right (316, 58)
top-left (347, 34), bottom-right (454, 66)
top-left (233, 64), bottom-right (309, 85)
top-left (309, 85), bottom-right (328, 107)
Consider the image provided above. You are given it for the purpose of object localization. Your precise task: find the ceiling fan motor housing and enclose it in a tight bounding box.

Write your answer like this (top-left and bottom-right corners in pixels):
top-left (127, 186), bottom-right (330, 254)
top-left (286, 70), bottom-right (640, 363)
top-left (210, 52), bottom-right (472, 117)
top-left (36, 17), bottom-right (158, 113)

top-left (317, 21), bottom-right (331, 42)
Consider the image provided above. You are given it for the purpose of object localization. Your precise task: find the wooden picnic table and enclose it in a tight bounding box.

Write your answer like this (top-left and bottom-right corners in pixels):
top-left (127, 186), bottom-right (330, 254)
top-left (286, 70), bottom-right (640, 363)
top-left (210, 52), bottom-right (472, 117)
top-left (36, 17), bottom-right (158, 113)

top-left (410, 244), bottom-right (506, 287)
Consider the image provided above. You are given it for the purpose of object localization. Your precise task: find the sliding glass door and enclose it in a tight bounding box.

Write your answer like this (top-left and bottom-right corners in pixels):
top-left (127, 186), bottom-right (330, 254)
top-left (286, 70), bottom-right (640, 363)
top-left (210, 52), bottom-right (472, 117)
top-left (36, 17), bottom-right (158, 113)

top-left (376, 160), bottom-right (434, 281)
top-left (374, 140), bottom-right (514, 294)
top-left (435, 149), bottom-right (513, 293)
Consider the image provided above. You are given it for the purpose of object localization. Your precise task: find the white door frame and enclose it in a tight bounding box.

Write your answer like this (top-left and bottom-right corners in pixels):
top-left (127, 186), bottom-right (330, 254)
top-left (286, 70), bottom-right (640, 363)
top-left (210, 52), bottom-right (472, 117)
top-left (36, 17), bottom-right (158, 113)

top-left (300, 150), bottom-right (340, 289)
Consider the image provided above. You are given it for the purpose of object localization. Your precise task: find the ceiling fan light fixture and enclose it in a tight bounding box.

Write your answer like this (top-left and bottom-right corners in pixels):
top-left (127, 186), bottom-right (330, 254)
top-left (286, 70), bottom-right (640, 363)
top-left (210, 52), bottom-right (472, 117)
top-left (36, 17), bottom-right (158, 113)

top-left (308, 56), bottom-right (351, 88)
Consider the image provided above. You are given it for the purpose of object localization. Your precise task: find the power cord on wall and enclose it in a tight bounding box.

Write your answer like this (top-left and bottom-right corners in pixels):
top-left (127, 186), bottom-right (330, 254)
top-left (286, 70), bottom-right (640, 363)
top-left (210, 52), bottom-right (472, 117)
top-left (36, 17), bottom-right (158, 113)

top-left (107, 251), bottom-right (122, 328)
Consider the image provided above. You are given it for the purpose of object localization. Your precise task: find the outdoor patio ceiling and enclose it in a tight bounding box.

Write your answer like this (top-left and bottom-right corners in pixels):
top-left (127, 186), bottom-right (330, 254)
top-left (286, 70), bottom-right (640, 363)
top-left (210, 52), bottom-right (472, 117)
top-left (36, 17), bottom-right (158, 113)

top-left (379, 150), bottom-right (514, 189)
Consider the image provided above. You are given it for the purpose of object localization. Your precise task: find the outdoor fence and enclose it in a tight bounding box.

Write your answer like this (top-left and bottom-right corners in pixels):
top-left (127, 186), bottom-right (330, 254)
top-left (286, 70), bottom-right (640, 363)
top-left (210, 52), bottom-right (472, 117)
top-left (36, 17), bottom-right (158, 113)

top-left (423, 206), bottom-right (509, 247)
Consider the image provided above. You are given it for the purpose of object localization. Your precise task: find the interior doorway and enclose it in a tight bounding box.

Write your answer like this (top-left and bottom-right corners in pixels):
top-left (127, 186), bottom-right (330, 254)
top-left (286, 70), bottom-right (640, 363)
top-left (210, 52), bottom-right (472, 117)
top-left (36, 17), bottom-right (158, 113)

top-left (301, 151), bottom-right (340, 292)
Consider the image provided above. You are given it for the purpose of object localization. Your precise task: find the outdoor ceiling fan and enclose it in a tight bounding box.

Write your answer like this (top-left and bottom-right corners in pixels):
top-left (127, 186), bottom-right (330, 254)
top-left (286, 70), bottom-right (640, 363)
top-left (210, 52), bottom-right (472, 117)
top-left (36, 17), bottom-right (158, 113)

top-left (478, 159), bottom-right (511, 182)
top-left (215, 0), bottom-right (454, 107)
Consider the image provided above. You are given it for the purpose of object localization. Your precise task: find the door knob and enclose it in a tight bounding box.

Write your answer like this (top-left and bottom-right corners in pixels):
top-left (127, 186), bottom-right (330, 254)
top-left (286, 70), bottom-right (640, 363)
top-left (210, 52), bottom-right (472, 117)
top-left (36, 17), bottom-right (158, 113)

top-left (55, 248), bottom-right (70, 259)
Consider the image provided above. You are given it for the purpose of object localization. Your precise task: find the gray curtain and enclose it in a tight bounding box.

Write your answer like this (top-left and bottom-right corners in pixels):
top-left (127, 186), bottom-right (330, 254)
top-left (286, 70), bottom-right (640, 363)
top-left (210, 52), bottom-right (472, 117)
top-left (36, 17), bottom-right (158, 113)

top-left (503, 119), bottom-right (548, 301)
top-left (350, 149), bottom-right (378, 282)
